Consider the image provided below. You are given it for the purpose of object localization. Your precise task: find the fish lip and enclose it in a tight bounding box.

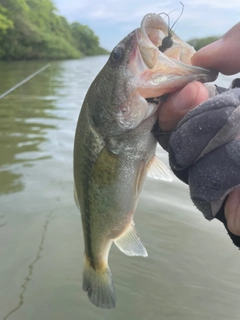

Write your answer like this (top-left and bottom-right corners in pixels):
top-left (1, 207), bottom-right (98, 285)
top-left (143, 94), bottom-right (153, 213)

top-left (136, 13), bottom-right (218, 88)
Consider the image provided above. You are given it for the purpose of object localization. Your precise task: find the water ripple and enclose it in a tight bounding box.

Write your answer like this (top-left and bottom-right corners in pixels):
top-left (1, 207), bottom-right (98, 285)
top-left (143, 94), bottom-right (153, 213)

top-left (3, 209), bottom-right (55, 320)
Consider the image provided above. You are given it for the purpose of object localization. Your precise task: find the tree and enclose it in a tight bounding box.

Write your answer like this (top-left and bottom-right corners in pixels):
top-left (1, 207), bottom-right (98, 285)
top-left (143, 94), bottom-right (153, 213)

top-left (0, 5), bottom-right (13, 37)
top-left (71, 22), bottom-right (108, 56)
top-left (0, 0), bottom-right (108, 59)
top-left (188, 36), bottom-right (220, 51)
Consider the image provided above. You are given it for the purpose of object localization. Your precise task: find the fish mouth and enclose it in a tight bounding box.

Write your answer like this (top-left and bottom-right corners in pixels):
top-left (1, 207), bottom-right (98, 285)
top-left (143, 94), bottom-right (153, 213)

top-left (130, 13), bottom-right (218, 99)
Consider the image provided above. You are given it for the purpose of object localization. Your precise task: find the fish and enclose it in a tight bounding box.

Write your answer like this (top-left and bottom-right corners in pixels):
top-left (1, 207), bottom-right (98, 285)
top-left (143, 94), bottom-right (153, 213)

top-left (73, 13), bottom-right (217, 309)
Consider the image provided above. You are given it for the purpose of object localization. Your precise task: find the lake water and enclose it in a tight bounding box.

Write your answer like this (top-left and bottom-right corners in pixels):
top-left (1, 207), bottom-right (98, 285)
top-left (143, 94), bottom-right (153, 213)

top-left (0, 57), bottom-right (240, 320)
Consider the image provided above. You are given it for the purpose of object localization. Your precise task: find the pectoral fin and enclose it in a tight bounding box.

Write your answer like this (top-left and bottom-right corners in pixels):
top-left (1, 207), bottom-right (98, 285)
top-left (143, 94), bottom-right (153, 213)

top-left (92, 146), bottom-right (119, 186)
top-left (114, 222), bottom-right (148, 257)
top-left (147, 155), bottom-right (173, 181)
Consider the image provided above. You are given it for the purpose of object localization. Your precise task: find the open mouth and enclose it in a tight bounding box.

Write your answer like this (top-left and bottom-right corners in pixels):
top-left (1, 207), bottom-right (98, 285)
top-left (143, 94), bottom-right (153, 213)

top-left (138, 13), bottom-right (201, 68)
top-left (139, 13), bottom-right (196, 65)
top-left (134, 13), bottom-right (218, 101)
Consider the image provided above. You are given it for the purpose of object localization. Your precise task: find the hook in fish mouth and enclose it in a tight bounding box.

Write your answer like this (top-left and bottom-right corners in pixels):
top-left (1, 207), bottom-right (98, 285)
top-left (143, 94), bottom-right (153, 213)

top-left (138, 12), bottom-right (197, 66)
top-left (133, 13), bottom-right (218, 100)
top-left (138, 12), bottom-right (217, 73)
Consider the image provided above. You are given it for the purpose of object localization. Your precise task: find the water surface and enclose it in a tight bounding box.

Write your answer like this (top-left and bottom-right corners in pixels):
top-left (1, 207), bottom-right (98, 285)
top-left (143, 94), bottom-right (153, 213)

top-left (0, 58), bottom-right (240, 320)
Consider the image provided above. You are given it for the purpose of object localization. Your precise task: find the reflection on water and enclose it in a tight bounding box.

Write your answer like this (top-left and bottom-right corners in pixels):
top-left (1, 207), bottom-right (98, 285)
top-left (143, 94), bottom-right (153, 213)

top-left (0, 62), bottom-right (61, 195)
top-left (0, 58), bottom-right (240, 320)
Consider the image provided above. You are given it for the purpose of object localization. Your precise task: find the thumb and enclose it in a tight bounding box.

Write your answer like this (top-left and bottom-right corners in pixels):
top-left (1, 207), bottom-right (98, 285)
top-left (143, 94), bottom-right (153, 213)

top-left (191, 22), bottom-right (240, 75)
top-left (225, 187), bottom-right (240, 236)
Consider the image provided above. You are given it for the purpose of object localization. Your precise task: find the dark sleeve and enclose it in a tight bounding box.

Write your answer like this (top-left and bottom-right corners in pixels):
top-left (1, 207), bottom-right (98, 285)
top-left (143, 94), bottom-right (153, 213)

top-left (152, 83), bottom-right (240, 249)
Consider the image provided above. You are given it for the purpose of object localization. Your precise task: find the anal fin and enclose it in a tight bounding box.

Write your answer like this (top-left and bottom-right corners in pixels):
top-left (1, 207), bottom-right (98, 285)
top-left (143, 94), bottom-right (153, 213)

top-left (114, 222), bottom-right (148, 257)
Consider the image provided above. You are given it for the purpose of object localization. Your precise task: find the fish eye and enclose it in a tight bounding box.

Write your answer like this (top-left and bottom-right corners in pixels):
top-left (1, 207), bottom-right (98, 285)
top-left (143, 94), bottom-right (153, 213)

top-left (111, 46), bottom-right (124, 63)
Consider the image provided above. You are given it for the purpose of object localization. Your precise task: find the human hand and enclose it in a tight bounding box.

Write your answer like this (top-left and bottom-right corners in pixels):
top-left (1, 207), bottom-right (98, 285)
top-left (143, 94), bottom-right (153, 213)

top-left (158, 22), bottom-right (240, 238)
top-left (159, 22), bottom-right (240, 132)
top-left (191, 22), bottom-right (240, 75)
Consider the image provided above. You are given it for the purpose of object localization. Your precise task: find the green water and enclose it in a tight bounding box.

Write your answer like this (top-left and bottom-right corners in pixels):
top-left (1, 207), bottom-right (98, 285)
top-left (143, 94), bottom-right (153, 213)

top-left (0, 58), bottom-right (240, 320)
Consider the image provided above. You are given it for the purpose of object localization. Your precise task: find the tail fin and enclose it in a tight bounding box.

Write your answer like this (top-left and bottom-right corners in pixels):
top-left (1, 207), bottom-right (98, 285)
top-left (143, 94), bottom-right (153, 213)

top-left (82, 257), bottom-right (116, 309)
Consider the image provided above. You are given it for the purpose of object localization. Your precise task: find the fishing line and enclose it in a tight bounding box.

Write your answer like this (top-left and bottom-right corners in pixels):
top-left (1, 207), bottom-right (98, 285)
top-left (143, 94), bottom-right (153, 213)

top-left (158, 2), bottom-right (184, 52)
top-left (0, 63), bottom-right (51, 100)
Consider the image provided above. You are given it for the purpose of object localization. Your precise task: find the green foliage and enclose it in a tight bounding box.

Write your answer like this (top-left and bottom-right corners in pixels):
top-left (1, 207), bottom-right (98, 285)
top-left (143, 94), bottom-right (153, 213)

top-left (0, 0), bottom-right (108, 60)
top-left (71, 22), bottom-right (108, 56)
top-left (188, 36), bottom-right (220, 51)
top-left (0, 5), bottom-right (13, 37)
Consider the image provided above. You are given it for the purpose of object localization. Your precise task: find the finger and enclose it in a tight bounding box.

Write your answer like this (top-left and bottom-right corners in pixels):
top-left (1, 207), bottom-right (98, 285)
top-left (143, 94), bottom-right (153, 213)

top-left (158, 81), bottom-right (209, 131)
top-left (192, 22), bottom-right (240, 75)
top-left (225, 187), bottom-right (240, 236)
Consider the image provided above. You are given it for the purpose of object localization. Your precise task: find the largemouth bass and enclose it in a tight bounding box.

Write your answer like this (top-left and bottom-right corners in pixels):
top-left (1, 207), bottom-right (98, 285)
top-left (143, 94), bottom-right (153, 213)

top-left (74, 13), bottom-right (217, 309)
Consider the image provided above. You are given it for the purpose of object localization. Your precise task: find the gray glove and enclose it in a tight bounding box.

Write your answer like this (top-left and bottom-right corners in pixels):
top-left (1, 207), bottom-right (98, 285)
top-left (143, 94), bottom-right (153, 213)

top-left (153, 79), bottom-right (240, 248)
